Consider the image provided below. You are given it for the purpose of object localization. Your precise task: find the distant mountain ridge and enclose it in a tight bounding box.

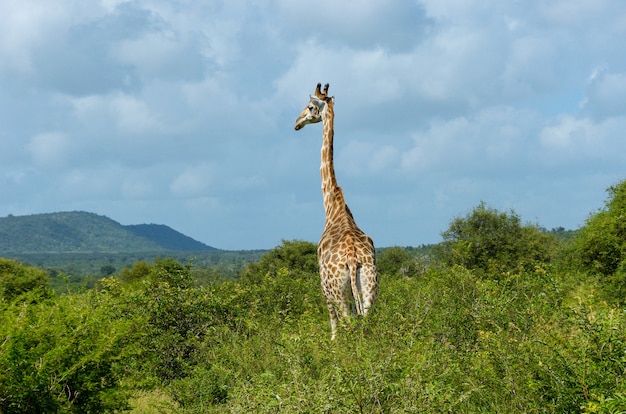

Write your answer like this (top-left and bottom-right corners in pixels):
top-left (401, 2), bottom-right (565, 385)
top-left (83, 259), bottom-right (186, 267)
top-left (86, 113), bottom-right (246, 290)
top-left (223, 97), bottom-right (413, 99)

top-left (125, 223), bottom-right (213, 251)
top-left (0, 211), bottom-right (217, 253)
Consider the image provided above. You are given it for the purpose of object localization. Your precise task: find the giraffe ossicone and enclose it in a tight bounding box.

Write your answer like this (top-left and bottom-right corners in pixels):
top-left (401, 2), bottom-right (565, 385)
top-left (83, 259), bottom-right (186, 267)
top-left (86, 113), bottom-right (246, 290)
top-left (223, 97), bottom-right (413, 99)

top-left (294, 83), bottom-right (379, 340)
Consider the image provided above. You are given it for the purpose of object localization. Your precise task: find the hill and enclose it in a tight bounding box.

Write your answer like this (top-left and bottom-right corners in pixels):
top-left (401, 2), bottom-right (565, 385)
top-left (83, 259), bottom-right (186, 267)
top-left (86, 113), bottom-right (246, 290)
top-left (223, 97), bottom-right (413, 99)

top-left (125, 224), bottom-right (214, 251)
top-left (0, 211), bottom-right (217, 254)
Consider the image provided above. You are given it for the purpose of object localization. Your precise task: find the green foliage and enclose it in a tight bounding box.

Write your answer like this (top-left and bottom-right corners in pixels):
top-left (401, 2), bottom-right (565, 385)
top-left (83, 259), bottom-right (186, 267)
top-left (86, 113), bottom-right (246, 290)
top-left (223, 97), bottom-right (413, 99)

top-left (149, 257), bottom-right (194, 288)
top-left (0, 258), bottom-right (49, 302)
top-left (183, 263), bottom-right (625, 413)
top-left (122, 258), bottom-right (218, 383)
top-left (100, 264), bottom-right (116, 277)
top-left (567, 180), bottom-right (626, 305)
top-left (10, 249), bottom-right (265, 281)
top-left (169, 365), bottom-right (232, 409)
top-left (0, 288), bottom-right (132, 413)
top-left (435, 202), bottom-right (557, 276)
top-left (242, 240), bottom-right (318, 280)
top-left (566, 299), bottom-right (626, 413)
top-left (569, 180), bottom-right (626, 274)
top-left (377, 246), bottom-right (427, 277)
top-left (3, 235), bottom-right (626, 413)
top-left (121, 260), bottom-right (153, 283)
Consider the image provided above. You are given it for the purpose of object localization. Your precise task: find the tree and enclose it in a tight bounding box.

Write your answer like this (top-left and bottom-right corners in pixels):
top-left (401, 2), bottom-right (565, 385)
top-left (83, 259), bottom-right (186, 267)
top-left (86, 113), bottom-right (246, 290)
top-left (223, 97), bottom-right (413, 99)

top-left (126, 258), bottom-right (213, 382)
top-left (568, 180), bottom-right (626, 304)
top-left (377, 247), bottom-right (425, 278)
top-left (435, 202), bottom-right (556, 276)
top-left (236, 240), bottom-right (323, 322)
top-left (0, 258), bottom-right (49, 302)
top-left (100, 264), bottom-right (116, 277)
top-left (570, 180), bottom-right (626, 276)
top-left (241, 240), bottom-right (318, 280)
top-left (120, 260), bottom-right (152, 283)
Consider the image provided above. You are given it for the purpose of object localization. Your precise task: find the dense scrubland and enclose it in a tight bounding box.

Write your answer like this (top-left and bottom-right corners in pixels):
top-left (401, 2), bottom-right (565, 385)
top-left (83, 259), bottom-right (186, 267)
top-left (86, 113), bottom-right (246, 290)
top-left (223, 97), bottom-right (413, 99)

top-left (1, 180), bottom-right (625, 413)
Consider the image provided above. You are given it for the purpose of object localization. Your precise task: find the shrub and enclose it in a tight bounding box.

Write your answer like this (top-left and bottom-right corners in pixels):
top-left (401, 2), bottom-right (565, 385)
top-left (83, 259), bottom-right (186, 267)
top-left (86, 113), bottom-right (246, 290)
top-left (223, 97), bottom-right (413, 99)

top-left (234, 240), bottom-right (323, 329)
top-left (125, 258), bottom-right (217, 383)
top-left (0, 258), bottom-right (49, 302)
top-left (120, 260), bottom-right (152, 283)
top-left (569, 180), bottom-right (626, 276)
top-left (435, 202), bottom-right (556, 276)
top-left (0, 288), bottom-right (132, 412)
top-left (377, 247), bottom-right (427, 278)
top-left (567, 180), bottom-right (626, 304)
top-left (241, 240), bottom-right (318, 281)
top-left (169, 364), bottom-right (232, 409)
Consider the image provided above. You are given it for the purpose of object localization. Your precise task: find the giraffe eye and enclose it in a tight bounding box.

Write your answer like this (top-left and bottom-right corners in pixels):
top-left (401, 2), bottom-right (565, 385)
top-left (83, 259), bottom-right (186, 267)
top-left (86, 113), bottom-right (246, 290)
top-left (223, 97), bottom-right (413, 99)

top-left (308, 105), bottom-right (314, 111)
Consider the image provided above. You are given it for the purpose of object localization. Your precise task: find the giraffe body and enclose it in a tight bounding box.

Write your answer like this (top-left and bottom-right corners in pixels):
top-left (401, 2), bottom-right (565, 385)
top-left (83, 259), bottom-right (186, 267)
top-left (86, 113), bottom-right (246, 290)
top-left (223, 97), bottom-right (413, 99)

top-left (295, 83), bottom-right (378, 339)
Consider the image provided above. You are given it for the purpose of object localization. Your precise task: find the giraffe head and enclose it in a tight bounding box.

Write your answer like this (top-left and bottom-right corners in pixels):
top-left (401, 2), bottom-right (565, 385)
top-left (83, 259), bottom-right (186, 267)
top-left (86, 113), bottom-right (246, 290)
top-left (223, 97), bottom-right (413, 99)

top-left (294, 83), bottom-right (332, 131)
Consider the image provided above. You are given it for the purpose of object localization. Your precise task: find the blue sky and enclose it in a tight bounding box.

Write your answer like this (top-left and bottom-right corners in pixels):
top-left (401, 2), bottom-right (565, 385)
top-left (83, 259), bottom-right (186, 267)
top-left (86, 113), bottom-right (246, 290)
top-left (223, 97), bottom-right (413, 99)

top-left (1, 0), bottom-right (625, 250)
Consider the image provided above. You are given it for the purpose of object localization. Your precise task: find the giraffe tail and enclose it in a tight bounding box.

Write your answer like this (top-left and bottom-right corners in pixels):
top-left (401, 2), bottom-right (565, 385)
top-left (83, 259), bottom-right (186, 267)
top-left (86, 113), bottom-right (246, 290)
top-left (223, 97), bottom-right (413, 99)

top-left (348, 250), bottom-right (364, 316)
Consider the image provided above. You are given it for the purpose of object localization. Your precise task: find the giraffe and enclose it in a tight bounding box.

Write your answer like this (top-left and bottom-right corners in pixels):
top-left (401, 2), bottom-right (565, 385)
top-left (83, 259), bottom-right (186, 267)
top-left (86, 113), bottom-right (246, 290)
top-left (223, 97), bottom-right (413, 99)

top-left (294, 83), bottom-right (378, 339)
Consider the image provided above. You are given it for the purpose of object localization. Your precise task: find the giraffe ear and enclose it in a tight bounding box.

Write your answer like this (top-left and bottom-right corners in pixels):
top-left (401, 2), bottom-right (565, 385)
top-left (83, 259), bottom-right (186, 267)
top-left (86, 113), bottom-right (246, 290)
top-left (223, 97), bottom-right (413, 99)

top-left (309, 95), bottom-right (325, 107)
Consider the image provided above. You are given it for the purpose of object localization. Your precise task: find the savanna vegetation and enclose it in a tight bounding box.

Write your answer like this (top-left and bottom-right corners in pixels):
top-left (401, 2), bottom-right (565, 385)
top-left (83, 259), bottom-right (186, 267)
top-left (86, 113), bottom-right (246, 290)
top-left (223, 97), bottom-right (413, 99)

top-left (1, 180), bottom-right (625, 413)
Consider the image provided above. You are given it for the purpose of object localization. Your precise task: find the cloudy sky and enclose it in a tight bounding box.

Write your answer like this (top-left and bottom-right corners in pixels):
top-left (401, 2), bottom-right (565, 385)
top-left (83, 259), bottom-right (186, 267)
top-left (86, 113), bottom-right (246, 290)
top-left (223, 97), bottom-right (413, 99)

top-left (1, 1), bottom-right (625, 250)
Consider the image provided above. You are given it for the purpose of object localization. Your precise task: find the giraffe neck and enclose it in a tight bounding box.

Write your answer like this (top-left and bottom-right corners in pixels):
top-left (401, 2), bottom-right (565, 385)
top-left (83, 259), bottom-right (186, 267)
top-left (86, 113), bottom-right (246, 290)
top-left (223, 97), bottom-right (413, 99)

top-left (320, 101), bottom-right (339, 217)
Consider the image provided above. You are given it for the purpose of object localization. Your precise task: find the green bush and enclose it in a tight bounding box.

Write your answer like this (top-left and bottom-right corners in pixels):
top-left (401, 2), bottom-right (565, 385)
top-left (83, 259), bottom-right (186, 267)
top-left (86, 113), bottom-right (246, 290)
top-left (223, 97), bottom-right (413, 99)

top-left (123, 258), bottom-right (219, 383)
top-left (120, 260), bottom-right (152, 283)
top-left (0, 258), bottom-right (49, 302)
top-left (569, 180), bottom-right (626, 274)
top-left (241, 240), bottom-right (318, 280)
top-left (235, 240), bottom-right (323, 329)
top-left (567, 180), bottom-right (626, 304)
top-left (435, 202), bottom-right (556, 277)
top-left (169, 364), bottom-right (232, 409)
top-left (377, 246), bottom-right (427, 277)
top-left (0, 288), bottom-right (132, 413)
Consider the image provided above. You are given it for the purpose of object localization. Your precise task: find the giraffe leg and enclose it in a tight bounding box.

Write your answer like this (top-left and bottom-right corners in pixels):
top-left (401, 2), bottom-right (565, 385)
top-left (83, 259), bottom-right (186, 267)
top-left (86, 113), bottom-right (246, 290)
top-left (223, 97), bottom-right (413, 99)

top-left (360, 264), bottom-right (378, 316)
top-left (320, 268), bottom-right (347, 340)
top-left (325, 297), bottom-right (349, 340)
top-left (327, 302), bottom-right (339, 340)
top-left (326, 276), bottom-right (353, 340)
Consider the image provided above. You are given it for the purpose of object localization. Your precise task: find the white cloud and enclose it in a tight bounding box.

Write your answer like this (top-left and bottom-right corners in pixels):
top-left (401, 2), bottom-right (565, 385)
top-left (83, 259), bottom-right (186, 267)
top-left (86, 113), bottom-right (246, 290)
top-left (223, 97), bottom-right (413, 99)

top-left (113, 30), bottom-right (207, 82)
top-left (121, 178), bottom-right (154, 199)
top-left (538, 0), bottom-right (613, 25)
top-left (0, 0), bottom-right (68, 73)
top-left (582, 70), bottom-right (626, 119)
top-left (503, 35), bottom-right (559, 96)
top-left (370, 145), bottom-right (401, 174)
top-left (112, 94), bottom-right (163, 134)
top-left (170, 163), bottom-right (216, 197)
top-left (401, 106), bottom-right (539, 174)
top-left (539, 114), bottom-right (626, 167)
top-left (338, 141), bottom-right (401, 177)
top-left (27, 132), bottom-right (71, 169)
top-left (540, 116), bottom-right (591, 149)
top-left (70, 93), bottom-right (162, 135)
top-left (274, 0), bottom-right (430, 51)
